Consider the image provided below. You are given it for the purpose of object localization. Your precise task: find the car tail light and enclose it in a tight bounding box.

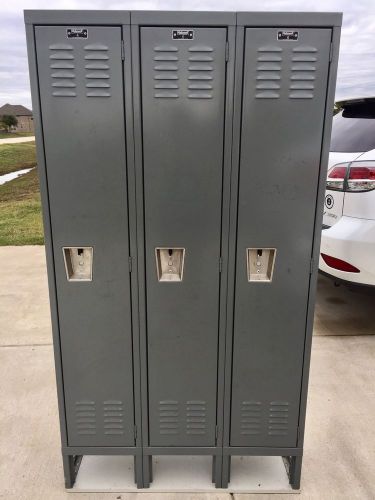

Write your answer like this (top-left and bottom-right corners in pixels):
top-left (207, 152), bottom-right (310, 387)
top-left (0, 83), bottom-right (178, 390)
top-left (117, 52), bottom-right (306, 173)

top-left (347, 162), bottom-right (375, 192)
top-left (326, 161), bottom-right (375, 192)
top-left (321, 253), bottom-right (360, 273)
top-left (326, 164), bottom-right (348, 191)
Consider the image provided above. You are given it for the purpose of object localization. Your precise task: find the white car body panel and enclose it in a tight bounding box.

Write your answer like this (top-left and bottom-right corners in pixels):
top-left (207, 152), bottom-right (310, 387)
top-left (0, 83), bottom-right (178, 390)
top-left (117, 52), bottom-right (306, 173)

top-left (319, 216), bottom-right (375, 285)
top-left (320, 125), bottom-right (375, 286)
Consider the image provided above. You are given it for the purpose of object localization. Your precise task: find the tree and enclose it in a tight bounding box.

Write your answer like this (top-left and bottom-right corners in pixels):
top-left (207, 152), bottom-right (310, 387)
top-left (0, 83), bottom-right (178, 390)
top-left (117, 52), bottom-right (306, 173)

top-left (1, 115), bottom-right (18, 132)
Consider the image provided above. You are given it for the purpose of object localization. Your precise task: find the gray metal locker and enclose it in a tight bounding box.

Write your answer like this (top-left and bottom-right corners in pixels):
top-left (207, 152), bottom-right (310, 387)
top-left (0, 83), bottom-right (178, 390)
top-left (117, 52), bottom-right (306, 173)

top-left (34, 24), bottom-right (135, 445)
top-left (140, 26), bottom-right (226, 447)
top-left (25, 9), bottom-right (341, 491)
top-left (25, 11), bottom-right (144, 488)
top-left (231, 27), bottom-right (331, 447)
top-left (221, 13), bottom-right (342, 489)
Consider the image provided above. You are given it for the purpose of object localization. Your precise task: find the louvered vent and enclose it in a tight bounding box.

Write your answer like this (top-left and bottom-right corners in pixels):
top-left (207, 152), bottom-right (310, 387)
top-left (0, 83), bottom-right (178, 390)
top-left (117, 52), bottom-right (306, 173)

top-left (159, 400), bottom-right (179, 434)
top-left (49, 43), bottom-right (76, 97)
top-left (268, 401), bottom-right (289, 436)
top-left (188, 45), bottom-right (214, 99)
top-left (84, 43), bottom-right (111, 97)
top-left (75, 401), bottom-right (96, 435)
top-left (186, 400), bottom-right (207, 435)
top-left (255, 46), bottom-right (282, 99)
top-left (289, 46), bottom-right (317, 99)
top-left (240, 400), bottom-right (262, 435)
top-left (153, 45), bottom-right (179, 99)
top-left (103, 400), bottom-right (124, 435)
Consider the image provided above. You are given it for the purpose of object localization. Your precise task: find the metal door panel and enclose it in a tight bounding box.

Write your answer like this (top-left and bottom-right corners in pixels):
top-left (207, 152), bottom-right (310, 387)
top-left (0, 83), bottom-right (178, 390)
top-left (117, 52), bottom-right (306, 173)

top-left (35, 26), bottom-right (134, 446)
top-left (230, 27), bottom-right (331, 447)
top-left (140, 26), bottom-right (227, 446)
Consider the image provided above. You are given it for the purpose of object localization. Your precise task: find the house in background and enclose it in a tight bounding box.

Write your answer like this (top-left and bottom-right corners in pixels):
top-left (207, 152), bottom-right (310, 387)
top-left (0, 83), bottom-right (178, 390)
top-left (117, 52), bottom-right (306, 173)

top-left (0, 103), bottom-right (34, 133)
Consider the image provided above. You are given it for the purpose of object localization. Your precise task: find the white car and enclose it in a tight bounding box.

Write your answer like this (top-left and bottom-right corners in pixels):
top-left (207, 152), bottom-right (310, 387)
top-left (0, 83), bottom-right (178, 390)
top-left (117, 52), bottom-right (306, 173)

top-left (319, 96), bottom-right (375, 286)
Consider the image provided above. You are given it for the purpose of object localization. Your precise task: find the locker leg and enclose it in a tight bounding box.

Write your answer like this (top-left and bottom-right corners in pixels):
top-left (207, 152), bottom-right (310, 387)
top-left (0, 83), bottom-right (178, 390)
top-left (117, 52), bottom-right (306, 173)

top-left (221, 455), bottom-right (231, 488)
top-left (212, 455), bottom-right (222, 487)
top-left (288, 455), bottom-right (302, 490)
top-left (134, 455), bottom-right (143, 488)
top-left (142, 454), bottom-right (153, 488)
top-left (62, 454), bottom-right (82, 489)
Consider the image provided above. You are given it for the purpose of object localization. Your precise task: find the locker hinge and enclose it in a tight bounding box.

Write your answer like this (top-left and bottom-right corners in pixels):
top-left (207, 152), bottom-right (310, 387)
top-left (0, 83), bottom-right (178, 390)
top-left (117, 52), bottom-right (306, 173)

top-left (310, 258), bottom-right (315, 275)
top-left (329, 42), bottom-right (333, 62)
top-left (215, 425), bottom-right (218, 443)
top-left (121, 40), bottom-right (125, 60)
top-left (219, 257), bottom-right (223, 273)
top-left (225, 41), bottom-right (230, 62)
top-left (134, 425), bottom-right (137, 440)
top-left (297, 426), bottom-right (301, 442)
top-left (128, 256), bottom-right (132, 272)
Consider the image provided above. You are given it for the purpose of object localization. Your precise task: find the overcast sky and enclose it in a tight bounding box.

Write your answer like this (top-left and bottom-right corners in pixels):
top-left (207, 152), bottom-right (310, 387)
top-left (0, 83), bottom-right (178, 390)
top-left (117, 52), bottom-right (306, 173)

top-left (1, 0), bottom-right (375, 108)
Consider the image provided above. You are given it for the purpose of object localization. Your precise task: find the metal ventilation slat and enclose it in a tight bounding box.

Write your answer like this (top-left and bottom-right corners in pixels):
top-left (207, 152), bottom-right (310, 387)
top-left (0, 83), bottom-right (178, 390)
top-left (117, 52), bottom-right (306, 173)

top-left (188, 83), bottom-right (213, 90)
top-left (84, 43), bottom-right (108, 51)
top-left (51, 70), bottom-right (75, 78)
top-left (153, 45), bottom-right (179, 99)
top-left (84, 53), bottom-right (109, 60)
top-left (86, 82), bottom-right (111, 88)
top-left (154, 63), bottom-right (179, 71)
top-left (85, 62), bottom-right (110, 70)
top-left (49, 44), bottom-right (76, 97)
top-left (188, 55), bottom-right (213, 62)
top-left (188, 65), bottom-right (213, 71)
top-left (49, 52), bottom-right (74, 60)
top-left (255, 47), bottom-right (282, 99)
top-left (154, 83), bottom-right (179, 89)
top-left (49, 43), bottom-right (73, 50)
top-left (84, 45), bottom-right (111, 98)
top-left (154, 45), bottom-right (178, 52)
top-left (52, 90), bottom-right (76, 97)
top-left (257, 54), bottom-right (282, 62)
top-left (188, 45), bottom-right (213, 52)
top-left (52, 81), bottom-right (76, 88)
top-left (154, 55), bottom-right (179, 61)
top-left (50, 62), bottom-right (75, 69)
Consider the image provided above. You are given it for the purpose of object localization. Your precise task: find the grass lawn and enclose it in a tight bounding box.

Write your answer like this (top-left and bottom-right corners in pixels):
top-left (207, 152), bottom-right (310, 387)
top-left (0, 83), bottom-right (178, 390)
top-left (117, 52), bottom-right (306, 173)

top-left (0, 142), bottom-right (37, 175)
top-left (0, 168), bottom-right (44, 245)
top-left (0, 131), bottom-right (34, 139)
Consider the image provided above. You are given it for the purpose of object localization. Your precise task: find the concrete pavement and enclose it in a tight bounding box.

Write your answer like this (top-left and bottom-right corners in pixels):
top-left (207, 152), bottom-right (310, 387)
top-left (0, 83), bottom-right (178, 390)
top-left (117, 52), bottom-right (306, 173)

top-left (0, 136), bottom-right (35, 145)
top-left (0, 246), bottom-right (374, 499)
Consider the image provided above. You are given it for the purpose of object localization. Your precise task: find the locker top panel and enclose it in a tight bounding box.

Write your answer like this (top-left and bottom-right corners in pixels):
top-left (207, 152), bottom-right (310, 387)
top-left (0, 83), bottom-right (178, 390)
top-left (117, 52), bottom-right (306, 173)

top-left (24, 10), bottom-right (130, 25)
top-left (131, 11), bottom-right (236, 26)
top-left (236, 11), bottom-right (342, 27)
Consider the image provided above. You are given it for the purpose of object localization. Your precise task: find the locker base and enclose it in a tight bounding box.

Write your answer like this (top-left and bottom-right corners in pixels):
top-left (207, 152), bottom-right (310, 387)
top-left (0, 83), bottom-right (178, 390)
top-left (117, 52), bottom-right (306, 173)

top-left (142, 448), bottom-right (223, 488)
top-left (62, 449), bottom-right (144, 489)
top-left (62, 455), bottom-right (82, 489)
top-left (283, 455), bottom-right (303, 490)
top-left (221, 448), bottom-right (303, 490)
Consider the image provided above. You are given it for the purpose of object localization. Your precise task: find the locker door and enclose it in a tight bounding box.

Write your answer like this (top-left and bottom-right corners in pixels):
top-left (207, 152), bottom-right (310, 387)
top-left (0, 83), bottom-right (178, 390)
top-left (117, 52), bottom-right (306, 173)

top-left (230, 28), bottom-right (331, 447)
top-left (140, 27), bottom-right (227, 446)
top-left (35, 26), bottom-right (135, 446)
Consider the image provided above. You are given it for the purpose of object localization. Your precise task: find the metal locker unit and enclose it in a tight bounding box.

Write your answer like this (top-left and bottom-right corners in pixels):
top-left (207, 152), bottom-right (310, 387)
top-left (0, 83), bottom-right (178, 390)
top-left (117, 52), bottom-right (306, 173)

top-left (131, 11), bottom-right (236, 487)
top-left (221, 13), bottom-right (342, 488)
top-left (24, 11), bottom-right (144, 488)
top-left (25, 9), bottom-right (341, 490)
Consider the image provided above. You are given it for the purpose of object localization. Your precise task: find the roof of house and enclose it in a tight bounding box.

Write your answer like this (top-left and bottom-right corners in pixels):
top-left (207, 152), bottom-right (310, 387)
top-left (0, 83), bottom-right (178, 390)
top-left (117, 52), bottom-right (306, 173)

top-left (0, 103), bottom-right (32, 116)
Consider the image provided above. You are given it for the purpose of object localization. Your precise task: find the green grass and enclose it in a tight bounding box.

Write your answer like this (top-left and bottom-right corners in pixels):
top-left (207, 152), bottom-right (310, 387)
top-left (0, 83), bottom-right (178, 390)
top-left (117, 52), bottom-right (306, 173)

top-left (0, 131), bottom-right (34, 139)
top-left (0, 168), bottom-right (44, 245)
top-left (0, 142), bottom-right (37, 175)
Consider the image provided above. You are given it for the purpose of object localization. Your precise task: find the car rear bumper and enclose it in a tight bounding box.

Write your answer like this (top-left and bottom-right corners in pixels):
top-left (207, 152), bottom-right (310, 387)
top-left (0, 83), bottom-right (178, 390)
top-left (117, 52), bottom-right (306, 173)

top-left (319, 216), bottom-right (375, 286)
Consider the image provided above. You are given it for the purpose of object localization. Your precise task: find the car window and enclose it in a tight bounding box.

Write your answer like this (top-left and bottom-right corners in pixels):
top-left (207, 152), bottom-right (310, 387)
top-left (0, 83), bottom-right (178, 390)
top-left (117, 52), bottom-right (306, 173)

top-left (331, 103), bottom-right (375, 152)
